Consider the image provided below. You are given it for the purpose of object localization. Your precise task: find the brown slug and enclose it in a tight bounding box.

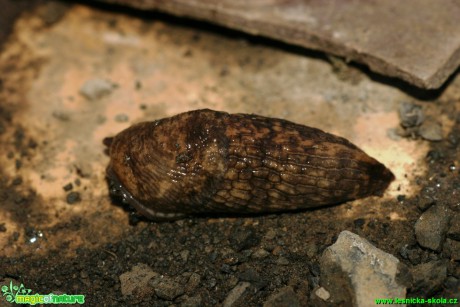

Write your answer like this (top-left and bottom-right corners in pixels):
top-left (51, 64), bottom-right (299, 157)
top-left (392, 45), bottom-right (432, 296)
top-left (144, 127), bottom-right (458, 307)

top-left (104, 109), bottom-right (394, 220)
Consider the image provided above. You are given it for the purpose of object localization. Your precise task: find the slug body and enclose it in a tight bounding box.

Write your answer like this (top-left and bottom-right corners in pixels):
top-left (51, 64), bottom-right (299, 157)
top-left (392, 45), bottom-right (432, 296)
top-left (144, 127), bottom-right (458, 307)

top-left (104, 109), bottom-right (394, 220)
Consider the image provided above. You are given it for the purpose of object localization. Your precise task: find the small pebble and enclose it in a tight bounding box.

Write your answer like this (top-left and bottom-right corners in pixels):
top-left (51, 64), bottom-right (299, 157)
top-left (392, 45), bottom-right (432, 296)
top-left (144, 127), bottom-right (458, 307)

top-left (263, 286), bottom-right (301, 307)
top-left (51, 111), bottom-right (70, 122)
top-left (181, 295), bottom-right (202, 307)
top-left (443, 239), bottom-right (460, 261)
top-left (153, 276), bottom-right (184, 301)
top-left (418, 117), bottom-right (443, 141)
top-left (417, 196), bottom-right (435, 211)
top-left (28, 139), bottom-right (38, 149)
top-left (115, 114), bottom-right (129, 123)
top-left (276, 257), bottom-right (290, 265)
top-left (14, 196), bottom-right (26, 204)
top-left (230, 228), bottom-right (260, 251)
top-left (264, 229), bottom-right (276, 240)
top-left (63, 183), bottom-right (73, 191)
top-left (411, 260), bottom-right (447, 295)
top-left (119, 264), bottom-right (157, 297)
top-left (315, 287), bottom-right (331, 301)
top-left (399, 102), bottom-right (424, 128)
top-left (447, 132), bottom-right (459, 146)
top-left (251, 248), bottom-right (270, 259)
top-left (222, 282), bottom-right (250, 307)
top-left (66, 191), bottom-right (81, 204)
top-left (415, 203), bottom-right (451, 251)
top-left (354, 218), bottom-right (365, 228)
top-left (12, 177), bottom-right (23, 185)
top-left (386, 127), bottom-right (402, 141)
top-left (426, 150), bottom-right (444, 162)
top-left (37, 1), bottom-right (69, 25)
top-left (185, 272), bottom-right (201, 294)
top-left (96, 115), bottom-right (107, 124)
top-left (80, 271), bottom-right (89, 279)
top-left (79, 78), bottom-right (115, 100)
top-left (180, 250), bottom-right (190, 262)
top-left (447, 212), bottom-right (460, 241)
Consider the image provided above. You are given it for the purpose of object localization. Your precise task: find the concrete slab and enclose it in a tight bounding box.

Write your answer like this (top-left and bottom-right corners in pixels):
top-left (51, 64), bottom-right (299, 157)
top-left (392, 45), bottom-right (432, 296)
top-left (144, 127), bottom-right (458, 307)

top-left (96, 0), bottom-right (460, 89)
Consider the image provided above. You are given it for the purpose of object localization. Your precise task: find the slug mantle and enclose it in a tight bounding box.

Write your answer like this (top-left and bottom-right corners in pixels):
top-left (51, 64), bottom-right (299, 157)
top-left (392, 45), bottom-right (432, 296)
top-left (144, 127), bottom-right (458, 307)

top-left (104, 109), bottom-right (394, 220)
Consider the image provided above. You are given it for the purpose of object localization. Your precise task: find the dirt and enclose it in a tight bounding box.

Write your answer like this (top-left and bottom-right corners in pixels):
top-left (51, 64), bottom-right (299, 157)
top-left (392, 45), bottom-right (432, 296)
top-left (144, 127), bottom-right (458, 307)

top-left (0, 3), bottom-right (459, 306)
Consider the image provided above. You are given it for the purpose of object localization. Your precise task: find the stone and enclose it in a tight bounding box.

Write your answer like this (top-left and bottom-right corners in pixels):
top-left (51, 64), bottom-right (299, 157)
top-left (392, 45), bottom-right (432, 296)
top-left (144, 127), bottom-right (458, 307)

top-left (399, 244), bottom-right (422, 265)
top-left (239, 267), bottom-right (267, 290)
top-left (66, 191), bottom-right (81, 204)
top-left (443, 276), bottom-right (460, 301)
top-left (410, 260), bottom-right (447, 295)
top-left (320, 230), bottom-right (406, 306)
top-left (263, 286), bottom-right (301, 307)
top-left (180, 295), bottom-right (203, 307)
top-left (184, 272), bottom-right (201, 294)
top-left (119, 263), bottom-right (158, 297)
top-left (151, 275), bottom-right (185, 301)
top-left (414, 203), bottom-right (451, 251)
top-left (230, 228), bottom-right (260, 251)
top-left (443, 239), bottom-right (460, 261)
top-left (114, 113), bottom-right (129, 123)
top-left (399, 102), bottom-right (424, 128)
top-left (222, 282), bottom-right (251, 307)
top-left (79, 78), bottom-right (115, 100)
top-left (418, 117), bottom-right (443, 141)
top-left (251, 248), bottom-right (270, 259)
top-left (447, 212), bottom-right (460, 241)
top-left (276, 257), bottom-right (290, 266)
top-left (314, 287), bottom-right (331, 301)
top-left (96, 0), bottom-right (460, 89)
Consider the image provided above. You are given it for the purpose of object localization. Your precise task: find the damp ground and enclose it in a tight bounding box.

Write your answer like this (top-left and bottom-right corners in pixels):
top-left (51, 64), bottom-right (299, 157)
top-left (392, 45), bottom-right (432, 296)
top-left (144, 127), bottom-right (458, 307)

top-left (0, 3), bottom-right (459, 306)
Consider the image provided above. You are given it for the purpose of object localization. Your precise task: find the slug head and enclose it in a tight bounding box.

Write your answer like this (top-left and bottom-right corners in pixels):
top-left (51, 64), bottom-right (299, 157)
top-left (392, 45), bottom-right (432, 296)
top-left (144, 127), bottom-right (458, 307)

top-left (104, 111), bottom-right (228, 219)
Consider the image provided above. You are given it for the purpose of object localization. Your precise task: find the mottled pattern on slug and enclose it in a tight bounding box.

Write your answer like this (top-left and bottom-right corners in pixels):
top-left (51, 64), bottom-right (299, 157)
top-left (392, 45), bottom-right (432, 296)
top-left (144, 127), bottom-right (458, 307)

top-left (104, 109), bottom-right (394, 219)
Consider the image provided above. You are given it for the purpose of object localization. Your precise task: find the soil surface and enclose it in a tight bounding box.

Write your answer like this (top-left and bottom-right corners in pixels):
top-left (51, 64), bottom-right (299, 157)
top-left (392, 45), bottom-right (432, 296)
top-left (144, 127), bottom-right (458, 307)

top-left (0, 3), bottom-right (459, 306)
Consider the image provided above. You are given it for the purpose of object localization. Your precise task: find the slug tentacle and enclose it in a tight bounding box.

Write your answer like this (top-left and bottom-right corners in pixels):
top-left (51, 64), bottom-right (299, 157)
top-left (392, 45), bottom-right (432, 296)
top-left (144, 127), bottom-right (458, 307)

top-left (104, 109), bottom-right (394, 220)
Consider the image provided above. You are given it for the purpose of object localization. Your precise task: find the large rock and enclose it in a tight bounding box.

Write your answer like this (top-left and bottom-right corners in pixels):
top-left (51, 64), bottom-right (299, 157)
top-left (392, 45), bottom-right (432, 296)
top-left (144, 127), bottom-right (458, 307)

top-left (96, 0), bottom-right (460, 89)
top-left (320, 231), bottom-right (407, 306)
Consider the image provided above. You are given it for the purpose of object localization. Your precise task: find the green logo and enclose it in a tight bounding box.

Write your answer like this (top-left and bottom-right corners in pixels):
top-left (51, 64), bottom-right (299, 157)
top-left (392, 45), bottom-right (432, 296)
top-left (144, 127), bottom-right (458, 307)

top-left (1, 281), bottom-right (85, 305)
